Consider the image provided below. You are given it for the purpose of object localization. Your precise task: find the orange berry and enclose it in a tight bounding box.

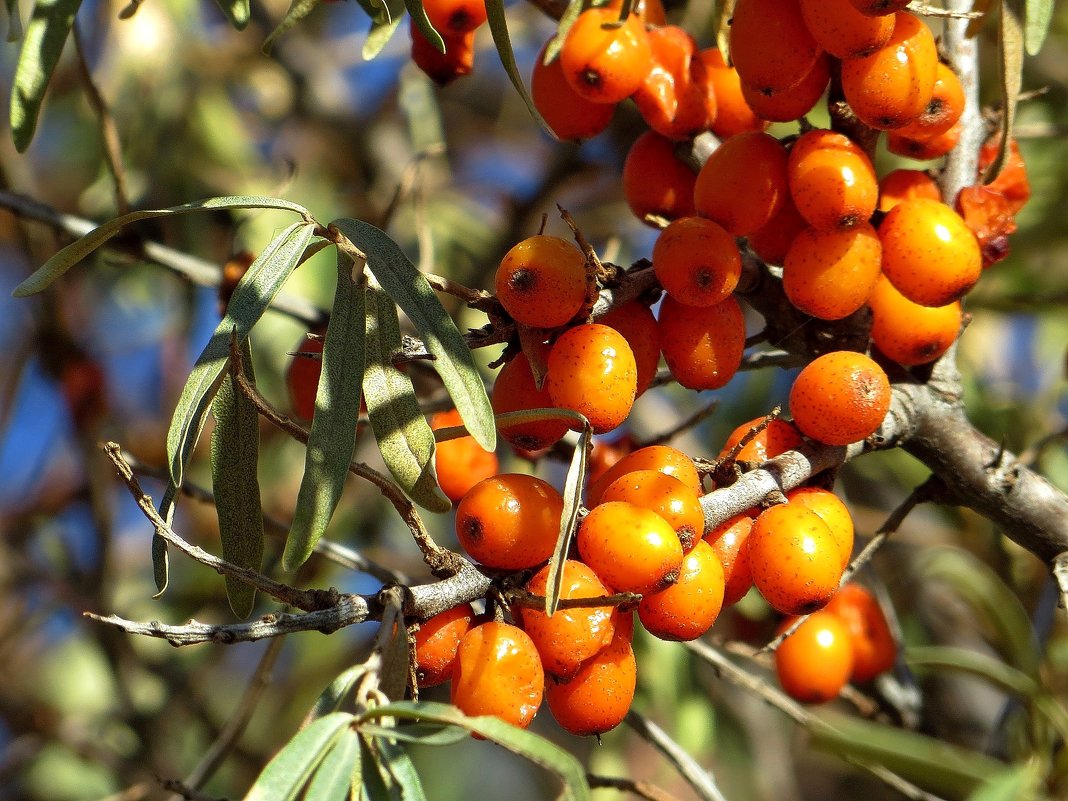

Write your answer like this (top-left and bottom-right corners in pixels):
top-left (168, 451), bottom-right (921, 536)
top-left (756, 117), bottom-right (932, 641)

top-left (633, 26), bottom-right (714, 141)
top-left (546, 631), bottom-right (636, 736)
top-left (495, 235), bottom-right (587, 329)
top-left (977, 136), bottom-right (1031, 214)
top-left (848, 0), bottom-right (910, 15)
top-left (878, 197), bottom-right (981, 307)
top-left (421, 0), bottom-right (486, 35)
top-left (701, 48), bottom-right (766, 138)
top-left (587, 435), bottom-right (634, 488)
top-left (840, 12), bottom-right (938, 130)
top-left (286, 332), bottom-right (324, 422)
top-left (559, 7), bottom-right (653, 104)
top-left (740, 53), bottom-right (830, 123)
top-left (694, 131), bottom-right (789, 236)
top-left (586, 444), bottom-right (702, 508)
top-left (658, 293), bottom-right (746, 391)
top-left (749, 503), bottom-right (844, 614)
top-left (519, 560), bottom-right (617, 680)
top-left (431, 408), bottom-right (499, 502)
top-left (414, 603), bottom-right (475, 687)
top-left (653, 217), bottom-right (741, 307)
top-left (531, 43), bottom-right (615, 141)
top-left (492, 351), bottom-right (570, 452)
top-left (894, 62), bottom-right (966, 140)
top-left (868, 274), bottom-right (961, 366)
top-left (825, 583), bottom-right (897, 682)
top-left (546, 323), bottom-right (637, 434)
top-left (782, 223), bottom-right (883, 320)
top-left (601, 469), bottom-right (705, 553)
top-left (775, 611), bottom-right (854, 702)
top-left (800, 0), bottom-right (895, 59)
top-left (786, 486), bottom-right (854, 571)
top-left (622, 131), bottom-right (698, 225)
top-left (451, 621), bottom-right (544, 728)
top-left (599, 302), bottom-right (661, 396)
top-left (638, 540), bottom-right (725, 640)
top-left (454, 473), bottom-right (562, 569)
top-left (577, 501), bottom-right (683, 595)
top-left (705, 514), bottom-right (755, 606)
top-left (787, 129), bottom-right (878, 231)
top-left (719, 417), bottom-right (804, 464)
top-left (410, 27), bottom-right (475, 86)
top-left (747, 193), bottom-right (808, 266)
top-left (886, 119), bottom-right (962, 161)
top-left (729, 0), bottom-right (821, 96)
top-left (877, 168), bottom-right (941, 213)
top-left (789, 350), bottom-right (891, 446)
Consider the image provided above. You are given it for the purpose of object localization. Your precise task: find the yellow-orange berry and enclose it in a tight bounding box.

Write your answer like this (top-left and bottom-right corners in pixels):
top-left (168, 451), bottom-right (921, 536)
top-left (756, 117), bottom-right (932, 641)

top-left (747, 194), bottom-right (808, 266)
top-left (414, 603), bottom-right (475, 687)
top-left (601, 469), bottom-right (705, 553)
top-left (877, 168), bottom-right (941, 212)
top-left (638, 540), bottom-right (725, 640)
top-left (633, 26), bottom-right (714, 141)
top-left (694, 131), bottom-right (789, 236)
top-left (658, 294), bottom-right (746, 390)
top-left (586, 444), bottom-right (702, 507)
top-left (786, 486), bottom-right (855, 571)
top-left (893, 62), bottom-right (966, 141)
top-left (868, 275), bottom-right (961, 366)
top-left (451, 621), bottom-right (544, 728)
top-left (701, 48), bottom-right (766, 138)
top-left (886, 119), bottom-right (961, 161)
top-left (775, 611), bottom-right (854, 702)
top-left (720, 416), bottom-right (805, 465)
top-left (432, 408), bottom-right (499, 502)
top-left (454, 473), bottom-right (562, 569)
top-left (560, 7), bottom-right (653, 104)
top-left (532, 43), bottom-right (615, 141)
top-left (492, 351), bottom-right (569, 452)
top-left (789, 351), bottom-right (891, 446)
top-left (787, 129), bottom-right (879, 231)
top-left (599, 302), bottom-right (661, 396)
top-left (622, 131), bottom-right (697, 225)
top-left (825, 583), bottom-right (897, 682)
top-left (577, 501), bottom-right (683, 595)
top-left (546, 324), bottom-right (637, 434)
top-left (800, 0), bottom-right (895, 59)
top-left (496, 235), bottom-right (587, 328)
top-left (729, 0), bottom-right (821, 96)
top-left (782, 223), bottom-right (883, 320)
top-left (653, 217), bottom-right (741, 307)
top-left (705, 514), bottom-right (755, 606)
top-left (740, 53), bottom-right (830, 123)
top-left (546, 632), bottom-right (636, 736)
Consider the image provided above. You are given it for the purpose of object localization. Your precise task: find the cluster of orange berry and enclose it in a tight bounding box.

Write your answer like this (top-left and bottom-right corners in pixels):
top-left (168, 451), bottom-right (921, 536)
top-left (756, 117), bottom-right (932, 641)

top-left (409, 0), bottom-right (490, 85)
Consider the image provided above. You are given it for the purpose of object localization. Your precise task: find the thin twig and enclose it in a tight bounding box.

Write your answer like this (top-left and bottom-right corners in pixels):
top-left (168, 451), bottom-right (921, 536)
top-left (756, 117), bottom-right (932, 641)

top-left (507, 588), bottom-right (641, 611)
top-left (907, 1), bottom-right (982, 18)
top-left (624, 710), bottom-right (729, 801)
top-left (586, 773), bottom-right (683, 801)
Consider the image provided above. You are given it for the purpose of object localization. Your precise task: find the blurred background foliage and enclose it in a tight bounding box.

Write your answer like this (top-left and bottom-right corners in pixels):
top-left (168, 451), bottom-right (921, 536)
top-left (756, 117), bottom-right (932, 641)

top-left (0, 0), bottom-right (1065, 798)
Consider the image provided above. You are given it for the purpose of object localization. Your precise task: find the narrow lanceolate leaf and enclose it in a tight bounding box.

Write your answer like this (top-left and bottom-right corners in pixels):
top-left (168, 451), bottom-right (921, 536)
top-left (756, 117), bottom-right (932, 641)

top-left (967, 762), bottom-right (1045, 801)
top-left (329, 219), bottom-right (495, 452)
top-left (9, 0), bottom-right (82, 152)
top-left (5, 0), bottom-right (23, 42)
top-left (167, 221), bottom-right (317, 494)
top-left (364, 283), bottom-right (450, 513)
top-left (546, 422), bottom-right (591, 616)
top-left (989, 0), bottom-right (1025, 183)
top-left (483, 0), bottom-right (550, 135)
top-left (284, 250), bottom-right (367, 572)
top-left (1024, 0), bottom-right (1053, 55)
top-left (13, 195), bottom-right (314, 297)
top-left (305, 665), bottom-right (369, 725)
top-left (212, 0), bottom-right (250, 30)
top-left (262, 0), bottom-right (321, 53)
top-left (402, 0), bottom-right (444, 53)
top-left (714, 0), bottom-right (737, 60)
top-left (363, 15), bottom-right (403, 60)
top-left (211, 338), bottom-right (264, 619)
top-left (357, 723), bottom-right (468, 746)
top-left (359, 735), bottom-right (394, 801)
top-left (376, 737), bottom-right (427, 801)
top-left (305, 728), bottom-right (361, 801)
top-left (543, 0), bottom-right (584, 64)
top-left (243, 712), bottom-right (354, 801)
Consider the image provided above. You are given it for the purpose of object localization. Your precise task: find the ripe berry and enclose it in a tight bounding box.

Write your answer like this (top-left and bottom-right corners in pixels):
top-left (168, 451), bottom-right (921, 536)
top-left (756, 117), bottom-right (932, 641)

top-left (633, 26), bottom-right (715, 141)
top-left (454, 473), bottom-right (562, 569)
top-left (658, 293), bottom-right (746, 391)
top-left (414, 603), bottom-right (475, 687)
top-left (577, 501), bottom-right (683, 595)
top-left (495, 235), bottom-right (587, 329)
top-left (747, 194), bottom-right (808, 267)
top-left (587, 436), bottom-right (634, 487)
top-left (601, 469), bottom-right (705, 553)
top-left (789, 351), bottom-right (891, 446)
top-left (787, 129), bottom-right (878, 231)
top-left (886, 119), bottom-right (962, 161)
top-left (546, 631), bottom-right (636, 736)
top-left (782, 223), bottom-right (883, 320)
top-left (431, 408), bottom-right (499, 502)
top-left (451, 621), bottom-right (544, 728)
top-left (653, 217), bottom-right (741, 307)
top-left (848, 0), bottom-right (910, 15)
top-left (638, 540), bottom-right (725, 640)
top-left (740, 53), bottom-right (830, 123)
top-left (705, 514), bottom-right (755, 606)
top-left (694, 131), bottom-right (789, 236)
top-left (586, 444), bottom-right (702, 507)
top-left (286, 332), bottom-right (324, 422)
top-left (546, 323), bottom-right (638, 434)
top-left (531, 43), bottom-right (616, 141)
top-left (492, 351), bottom-right (569, 452)
top-left (598, 302), bottom-right (661, 396)
top-left (559, 7), bottom-right (653, 104)
top-left (868, 275), bottom-right (961, 366)
top-left (774, 611), bottom-right (854, 703)
top-left (825, 583), bottom-right (897, 682)
top-left (729, 0), bottom-right (821, 96)
top-left (622, 131), bottom-right (697, 225)
top-left (877, 169), bottom-right (941, 212)
top-left (799, 0), bottom-right (895, 59)
top-left (411, 27), bottom-right (475, 86)
top-left (786, 486), bottom-right (855, 571)
top-left (719, 417), bottom-right (804, 465)
top-left (893, 62), bottom-right (966, 141)
top-left (420, 0), bottom-right (487, 35)
top-left (701, 49), bottom-right (766, 138)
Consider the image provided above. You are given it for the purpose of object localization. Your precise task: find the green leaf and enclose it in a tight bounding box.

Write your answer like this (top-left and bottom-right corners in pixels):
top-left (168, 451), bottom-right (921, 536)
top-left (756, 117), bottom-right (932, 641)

top-left (212, 0), bottom-right (250, 29)
top-left (306, 665), bottom-right (369, 725)
top-left (284, 249), bottom-right (368, 572)
top-left (13, 195), bottom-right (314, 297)
top-left (364, 15), bottom-right (403, 60)
top-left (358, 701), bottom-right (590, 801)
top-left (210, 337), bottom-right (265, 618)
top-left (905, 645), bottom-right (1041, 699)
top-left (967, 761), bottom-right (1045, 801)
top-left (5, 0), bottom-right (22, 42)
top-left (359, 736), bottom-right (394, 801)
top-left (543, 0), bottom-right (584, 64)
top-left (358, 723), bottom-right (468, 746)
top-left (9, 0), bottom-right (82, 151)
top-left (484, 0), bottom-right (551, 136)
top-left (376, 737), bottom-right (427, 801)
top-left (988, 0), bottom-right (1025, 183)
top-left (713, 0), bottom-right (737, 59)
top-left (151, 485), bottom-right (173, 595)
top-left (328, 219), bottom-right (495, 452)
top-left (244, 713), bottom-right (354, 801)
top-left (402, 0), bottom-right (444, 53)
top-left (545, 422), bottom-right (591, 616)
top-left (262, 0), bottom-right (320, 53)
top-left (1024, 0), bottom-right (1053, 55)
top-left (305, 728), bottom-right (361, 801)
top-left (167, 221), bottom-right (317, 494)
top-left (363, 282), bottom-right (450, 513)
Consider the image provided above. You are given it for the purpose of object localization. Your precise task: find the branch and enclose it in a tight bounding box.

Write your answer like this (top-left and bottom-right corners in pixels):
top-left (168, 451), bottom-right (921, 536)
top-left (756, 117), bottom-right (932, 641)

top-left (624, 711), bottom-right (729, 801)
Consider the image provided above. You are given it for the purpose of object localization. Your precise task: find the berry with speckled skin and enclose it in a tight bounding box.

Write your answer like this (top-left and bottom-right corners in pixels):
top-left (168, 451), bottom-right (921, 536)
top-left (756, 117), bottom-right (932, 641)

top-left (701, 49), bottom-right (767, 138)
top-left (495, 236), bottom-right (587, 328)
top-left (741, 54), bottom-right (830, 123)
top-left (869, 275), bottom-right (962, 366)
top-left (653, 217), bottom-right (741, 307)
top-left (658, 294), bottom-right (746, 391)
top-left (623, 131), bottom-right (698, 225)
top-left (546, 631), bottom-right (636, 736)
top-left (786, 487), bottom-right (855, 571)
top-left (531, 42), bottom-right (615, 142)
top-left (694, 131), bottom-right (789, 236)
top-left (775, 611), bottom-right (854, 702)
top-left (454, 474), bottom-right (562, 569)
top-left (414, 603), bottom-right (475, 688)
top-left (894, 62), bottom-right (966, 141)
top-left (749, 503), bottom-right (844, 615)
top-left (887, 120), bottom-right (961, 161)
top-left (826, 583), bottom-right (897, 682)
top-left (601, 469), bottom-right (705, 553)
top-left (719, 417), bottom-right (804, 465)
top-left (877, 169), bottom-right (941, 212)
top-left (705, 514), bottom-right (756, 606)
top-left (800, 0), bottom-right (894, 59)
top-left (638, 540), bottom-right (725, 640)
top-left (878, 197), bottom-right (981, 306)
top-left (519, 560), bottom-right (617, 680)
top-left (729, 0), bottom-right (821, 96)
top-left (578, 501), bottom-right (684, 595)
top-left (546, 324), bottom-right (637, 434)
top-left (748, 194), bottom-right (808, 267)
top-left (787, 129), bottom-right (878, 231)
top-left (431, 408), bottom-right (499, 502)
top-left (492, 351), bottom-right (569, 452)
top-left (789, 351), bottom-right (891, 446)
top-left (599, 301), bottom-right (661, 396)
top-left (783, 223), bottom-right (883, 320)
top-left (451, 621), bottom-right (544, 728)
top-left (559, 7), bottom-right (653, 105)
top-left (586, 444), bottom-right (702, 507)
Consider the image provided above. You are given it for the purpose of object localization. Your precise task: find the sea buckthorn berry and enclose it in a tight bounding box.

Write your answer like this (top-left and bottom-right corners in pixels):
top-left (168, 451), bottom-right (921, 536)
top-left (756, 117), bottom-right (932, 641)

top-left (977, 136), bottom-right (1031, 214)
top-left (633, 26), bottom-right (715, 141)
top-left (546, 632), bottom-right (636, 736)
top-left (787, 129), bottom-right (879, 231)
top-left (559, 7), bottom-right (653, 105)
top-left (701, 49), bottom-right (766, 138)
top-left (786, 487), bottom-right (855, 571)
top-left (653, 217), bottom-right (741, 307)
top-left (825, 583), bottom-right (897, 682)
top-left (601, 469), bottom-right (705, 553)
top-left (800, 0), bottom-right (895, 59)
top-left (748, 194), bottom-right (808, 267)
top-left (868, 275), bottom-right (961, 366)
top-left (519, 560), bottom-right (617, 680)
top-left (893, 62), bottom-right (966, 141)
top-left (414, 603), bottom-right (475, 687)
top-left (877, 168), bottom-right (941, 213)
top-left (782, 223), bottom-right (883, 321)
top-left (586, 444), bottom-right (702, 508)
top-left (694, 131), bottom-right (789, 236)
top-left (411, 27), bottom-right (475, 86)
top-left (740, 53), bottom-right (830, 123)
top-left (774, 611), bottom-right (854, 702)
top-left (421, 0), bottom-right (487, 35)
top-left (729, 0), bottom-right (821, 96)
top-left (492, 351), bottom-right (569, 453)
top-left (587, 435), bottom-right (634, 487)
top-left (749, 503), bottom-right (844, 615)
top-left (622, 131), bottom-right (698, 225)
top-left (577, 501), bottom-right (684, 595)
top-left (451, 621), bottom-right (544, 728)
top-left (454, 473), bottom-right (562, 569)
top-left (705, 514), bottom-right (755, 606)
top-left (878, 198), bottom-right (981, 307)
top-left (495, 235), bottom-right (587, 329)
top-left (599, 302), bottom-right (661, 396)
top-left (840, 12), bottom-right (938, 130)
top-left (531, 43), bottom-right (616, 141)
top-left (848, 0), bottom-right (910, 16)
top-left (719, 417), bottom-right (804, 465)
top-left (638, 540), bottom-right (725, 640)
top-left (286, 332), bottom-right (324, 422)
top-left (886, 119), bottom-right (961, 161)
top-left (789, 351), bottom-right (891, 446)
top-left (431, 408), bottom-right (499, 502)
top-left (658, 294), bottom-right (746, 390)
top-left (546, 323), bottom-right (637, 434)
